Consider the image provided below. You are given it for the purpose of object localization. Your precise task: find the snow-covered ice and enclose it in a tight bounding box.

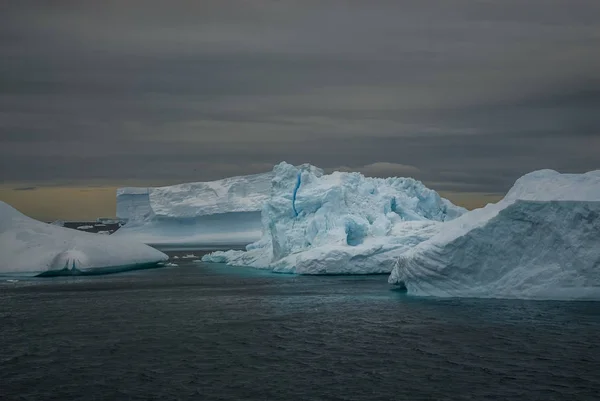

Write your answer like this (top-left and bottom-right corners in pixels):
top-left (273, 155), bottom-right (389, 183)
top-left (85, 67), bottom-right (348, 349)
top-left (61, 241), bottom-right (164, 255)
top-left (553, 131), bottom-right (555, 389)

top-left (203, 162), bottom-right (465, 274)
top-left (114, 171), bottom-right (274, 249)
top-left (76, 225), bottom-right (94, 230)
top-left (0, 201), bottom-right (168, 276)
top-left (388, 170), bottom-right (600, 300)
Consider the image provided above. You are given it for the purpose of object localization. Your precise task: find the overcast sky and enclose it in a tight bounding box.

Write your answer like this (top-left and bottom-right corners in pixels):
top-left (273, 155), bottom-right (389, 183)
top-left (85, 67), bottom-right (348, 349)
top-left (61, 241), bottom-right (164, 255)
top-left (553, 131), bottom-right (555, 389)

top-left (1, 0), bottom-right (599, 203)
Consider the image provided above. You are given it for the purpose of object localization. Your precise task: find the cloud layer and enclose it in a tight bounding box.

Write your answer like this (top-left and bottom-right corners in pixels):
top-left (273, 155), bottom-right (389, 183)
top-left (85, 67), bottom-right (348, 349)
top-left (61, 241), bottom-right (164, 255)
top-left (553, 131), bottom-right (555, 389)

top-left (1, 0), bottom-right (599, 195)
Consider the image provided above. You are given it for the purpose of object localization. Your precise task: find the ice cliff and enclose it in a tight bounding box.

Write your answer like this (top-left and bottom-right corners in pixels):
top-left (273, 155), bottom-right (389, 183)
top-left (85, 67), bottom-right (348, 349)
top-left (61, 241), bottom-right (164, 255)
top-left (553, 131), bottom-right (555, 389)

top-left (388, 170), bottom-right (600, 300)
top-left (0, 201), bottom-right (168, 276)
top-left (203, 162), bottom-right (466, 274)
top-left (114, 171), bottom-right (274, 248)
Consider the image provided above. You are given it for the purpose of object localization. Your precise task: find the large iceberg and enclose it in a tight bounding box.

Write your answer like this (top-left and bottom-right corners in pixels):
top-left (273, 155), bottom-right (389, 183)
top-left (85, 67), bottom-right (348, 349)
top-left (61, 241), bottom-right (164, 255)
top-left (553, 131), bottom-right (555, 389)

top-left (0, 201), bottom-right (168, 276)
top-left (203, 162), bottom-right (466, 274)
top-left (388, 170), bottom-right (600, 300)
top-left (114, 171), bottom-right (274, 249)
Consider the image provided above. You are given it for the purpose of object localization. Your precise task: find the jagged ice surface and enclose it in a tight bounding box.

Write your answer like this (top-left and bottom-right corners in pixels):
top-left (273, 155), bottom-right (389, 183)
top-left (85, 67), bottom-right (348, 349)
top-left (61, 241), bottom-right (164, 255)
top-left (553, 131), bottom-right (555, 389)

top-left (389, 170), bottom-right (600, 300)
top-left (114, 172), bottom-right (273, 248)
top-left (0, 202), bottom-right (168, 276)
top-left (203, 162), bottom-right (466, 274)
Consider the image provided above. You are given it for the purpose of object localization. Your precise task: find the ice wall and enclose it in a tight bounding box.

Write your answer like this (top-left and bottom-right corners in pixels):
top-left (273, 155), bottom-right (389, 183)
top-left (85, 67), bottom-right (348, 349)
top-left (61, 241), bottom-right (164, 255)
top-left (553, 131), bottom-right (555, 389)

top-left (116, 188), bottom-right (151, 221)
top-left (114, 172), bottom-right (274, 248)
top-left (388, 170), bottom-right (600, 300)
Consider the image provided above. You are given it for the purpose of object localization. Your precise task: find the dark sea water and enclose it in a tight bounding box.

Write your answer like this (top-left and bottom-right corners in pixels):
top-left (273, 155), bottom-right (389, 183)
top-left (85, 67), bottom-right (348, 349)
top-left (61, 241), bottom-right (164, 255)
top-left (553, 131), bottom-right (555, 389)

top-left (2, 253), bottom-right (600, 401)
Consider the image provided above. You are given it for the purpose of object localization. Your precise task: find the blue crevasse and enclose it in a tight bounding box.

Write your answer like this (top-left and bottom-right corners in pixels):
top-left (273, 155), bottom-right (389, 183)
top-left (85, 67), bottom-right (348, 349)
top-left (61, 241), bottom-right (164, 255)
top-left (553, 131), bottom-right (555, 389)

top-left (292, 172), bottom-right (302, 217)
top-left (203, 162), bottom-right (466, 274)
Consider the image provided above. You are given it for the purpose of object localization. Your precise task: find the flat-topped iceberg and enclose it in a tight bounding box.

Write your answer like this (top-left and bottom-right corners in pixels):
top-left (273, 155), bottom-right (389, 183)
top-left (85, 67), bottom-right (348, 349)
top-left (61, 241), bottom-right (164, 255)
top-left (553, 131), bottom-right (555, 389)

top-left (0, 201), bottom-right (168, 276)
top-left (203, 162), bottom-right (466, 274)
top-left (388, 170), bottom-right (600, 300)
top-left (114, 171), bottom-right (274, 249)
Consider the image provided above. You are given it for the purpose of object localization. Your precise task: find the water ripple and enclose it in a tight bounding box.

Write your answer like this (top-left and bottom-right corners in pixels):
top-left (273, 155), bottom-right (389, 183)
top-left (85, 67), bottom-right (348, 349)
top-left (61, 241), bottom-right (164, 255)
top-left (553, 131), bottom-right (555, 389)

top-left (1, 260), bottom-right (600, 400)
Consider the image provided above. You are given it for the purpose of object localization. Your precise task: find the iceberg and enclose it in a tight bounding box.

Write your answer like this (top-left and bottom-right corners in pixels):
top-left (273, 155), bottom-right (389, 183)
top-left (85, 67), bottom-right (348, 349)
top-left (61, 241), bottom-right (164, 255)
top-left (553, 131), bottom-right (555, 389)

top-left (388, 170), bottom-right (600, 300)
top-left (0, 201), bottom-right (168, 276)
top-left (114, 171), bottom-right (274, 249)
top-left (76, 225), bottom-right (94, 230)
top-left (203, 162), bottom-right (466, 274)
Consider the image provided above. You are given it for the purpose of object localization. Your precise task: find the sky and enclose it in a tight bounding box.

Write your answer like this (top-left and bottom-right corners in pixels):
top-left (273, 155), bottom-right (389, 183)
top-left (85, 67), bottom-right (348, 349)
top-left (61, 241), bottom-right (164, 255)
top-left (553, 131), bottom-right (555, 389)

top-left (1, 0), bottom-right (599, 220)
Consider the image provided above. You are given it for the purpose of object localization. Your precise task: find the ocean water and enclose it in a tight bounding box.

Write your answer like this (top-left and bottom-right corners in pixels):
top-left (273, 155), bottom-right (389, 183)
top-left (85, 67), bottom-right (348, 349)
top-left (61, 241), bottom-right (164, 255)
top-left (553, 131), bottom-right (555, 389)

top-left (2, 254), bottom-right (600, 401)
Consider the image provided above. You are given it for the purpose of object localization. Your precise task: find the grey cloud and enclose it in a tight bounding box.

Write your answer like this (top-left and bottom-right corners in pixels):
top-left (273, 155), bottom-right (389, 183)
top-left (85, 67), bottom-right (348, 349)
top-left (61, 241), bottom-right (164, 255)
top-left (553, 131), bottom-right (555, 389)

top-left (12, 186), bottom-right (37, 191)
top-left (0, 0), bottom-right (599, 195)
top-left (328, 163), bottom-right (421, 178)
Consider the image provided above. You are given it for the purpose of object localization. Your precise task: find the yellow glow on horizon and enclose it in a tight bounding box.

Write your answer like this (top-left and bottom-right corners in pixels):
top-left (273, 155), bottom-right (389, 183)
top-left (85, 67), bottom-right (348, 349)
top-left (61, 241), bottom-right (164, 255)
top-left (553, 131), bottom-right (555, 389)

top-left (0, 185), bottom-right (504, 222)
top-left (0, 186), bottom-right (119, 221)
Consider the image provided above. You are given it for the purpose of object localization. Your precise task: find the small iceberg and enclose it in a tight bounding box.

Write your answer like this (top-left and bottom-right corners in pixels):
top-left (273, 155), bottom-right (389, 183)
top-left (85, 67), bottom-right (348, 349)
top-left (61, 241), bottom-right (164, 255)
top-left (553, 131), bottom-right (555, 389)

top-left (0, 201), bottom-right (168, 277)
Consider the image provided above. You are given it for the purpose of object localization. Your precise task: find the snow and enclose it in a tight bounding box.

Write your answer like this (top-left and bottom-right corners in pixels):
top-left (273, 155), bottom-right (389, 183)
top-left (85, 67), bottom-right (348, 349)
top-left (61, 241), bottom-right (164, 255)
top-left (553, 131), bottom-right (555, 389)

top-left (114, 171), bottom-right (274, 248)
top-left (203, 162), bottom-right (466, 274)
top-left (76, 225), bottom-right (94, 230)
top-left (388, 170), bottom-right (600, 300)
top-left (0, 201), bottom-right (168, 276)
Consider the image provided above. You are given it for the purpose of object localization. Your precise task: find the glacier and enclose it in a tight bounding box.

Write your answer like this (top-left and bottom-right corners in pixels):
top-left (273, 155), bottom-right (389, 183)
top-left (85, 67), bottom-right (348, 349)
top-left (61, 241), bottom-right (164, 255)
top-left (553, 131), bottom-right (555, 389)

top-left (0, 201), bottom-right (168, 276)
top-left (114, 171), bottom-right (274, 249)
top-left (203, 162), bottom-right (466, 274)
top-left (388, 169), bottom-right (600, 300)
